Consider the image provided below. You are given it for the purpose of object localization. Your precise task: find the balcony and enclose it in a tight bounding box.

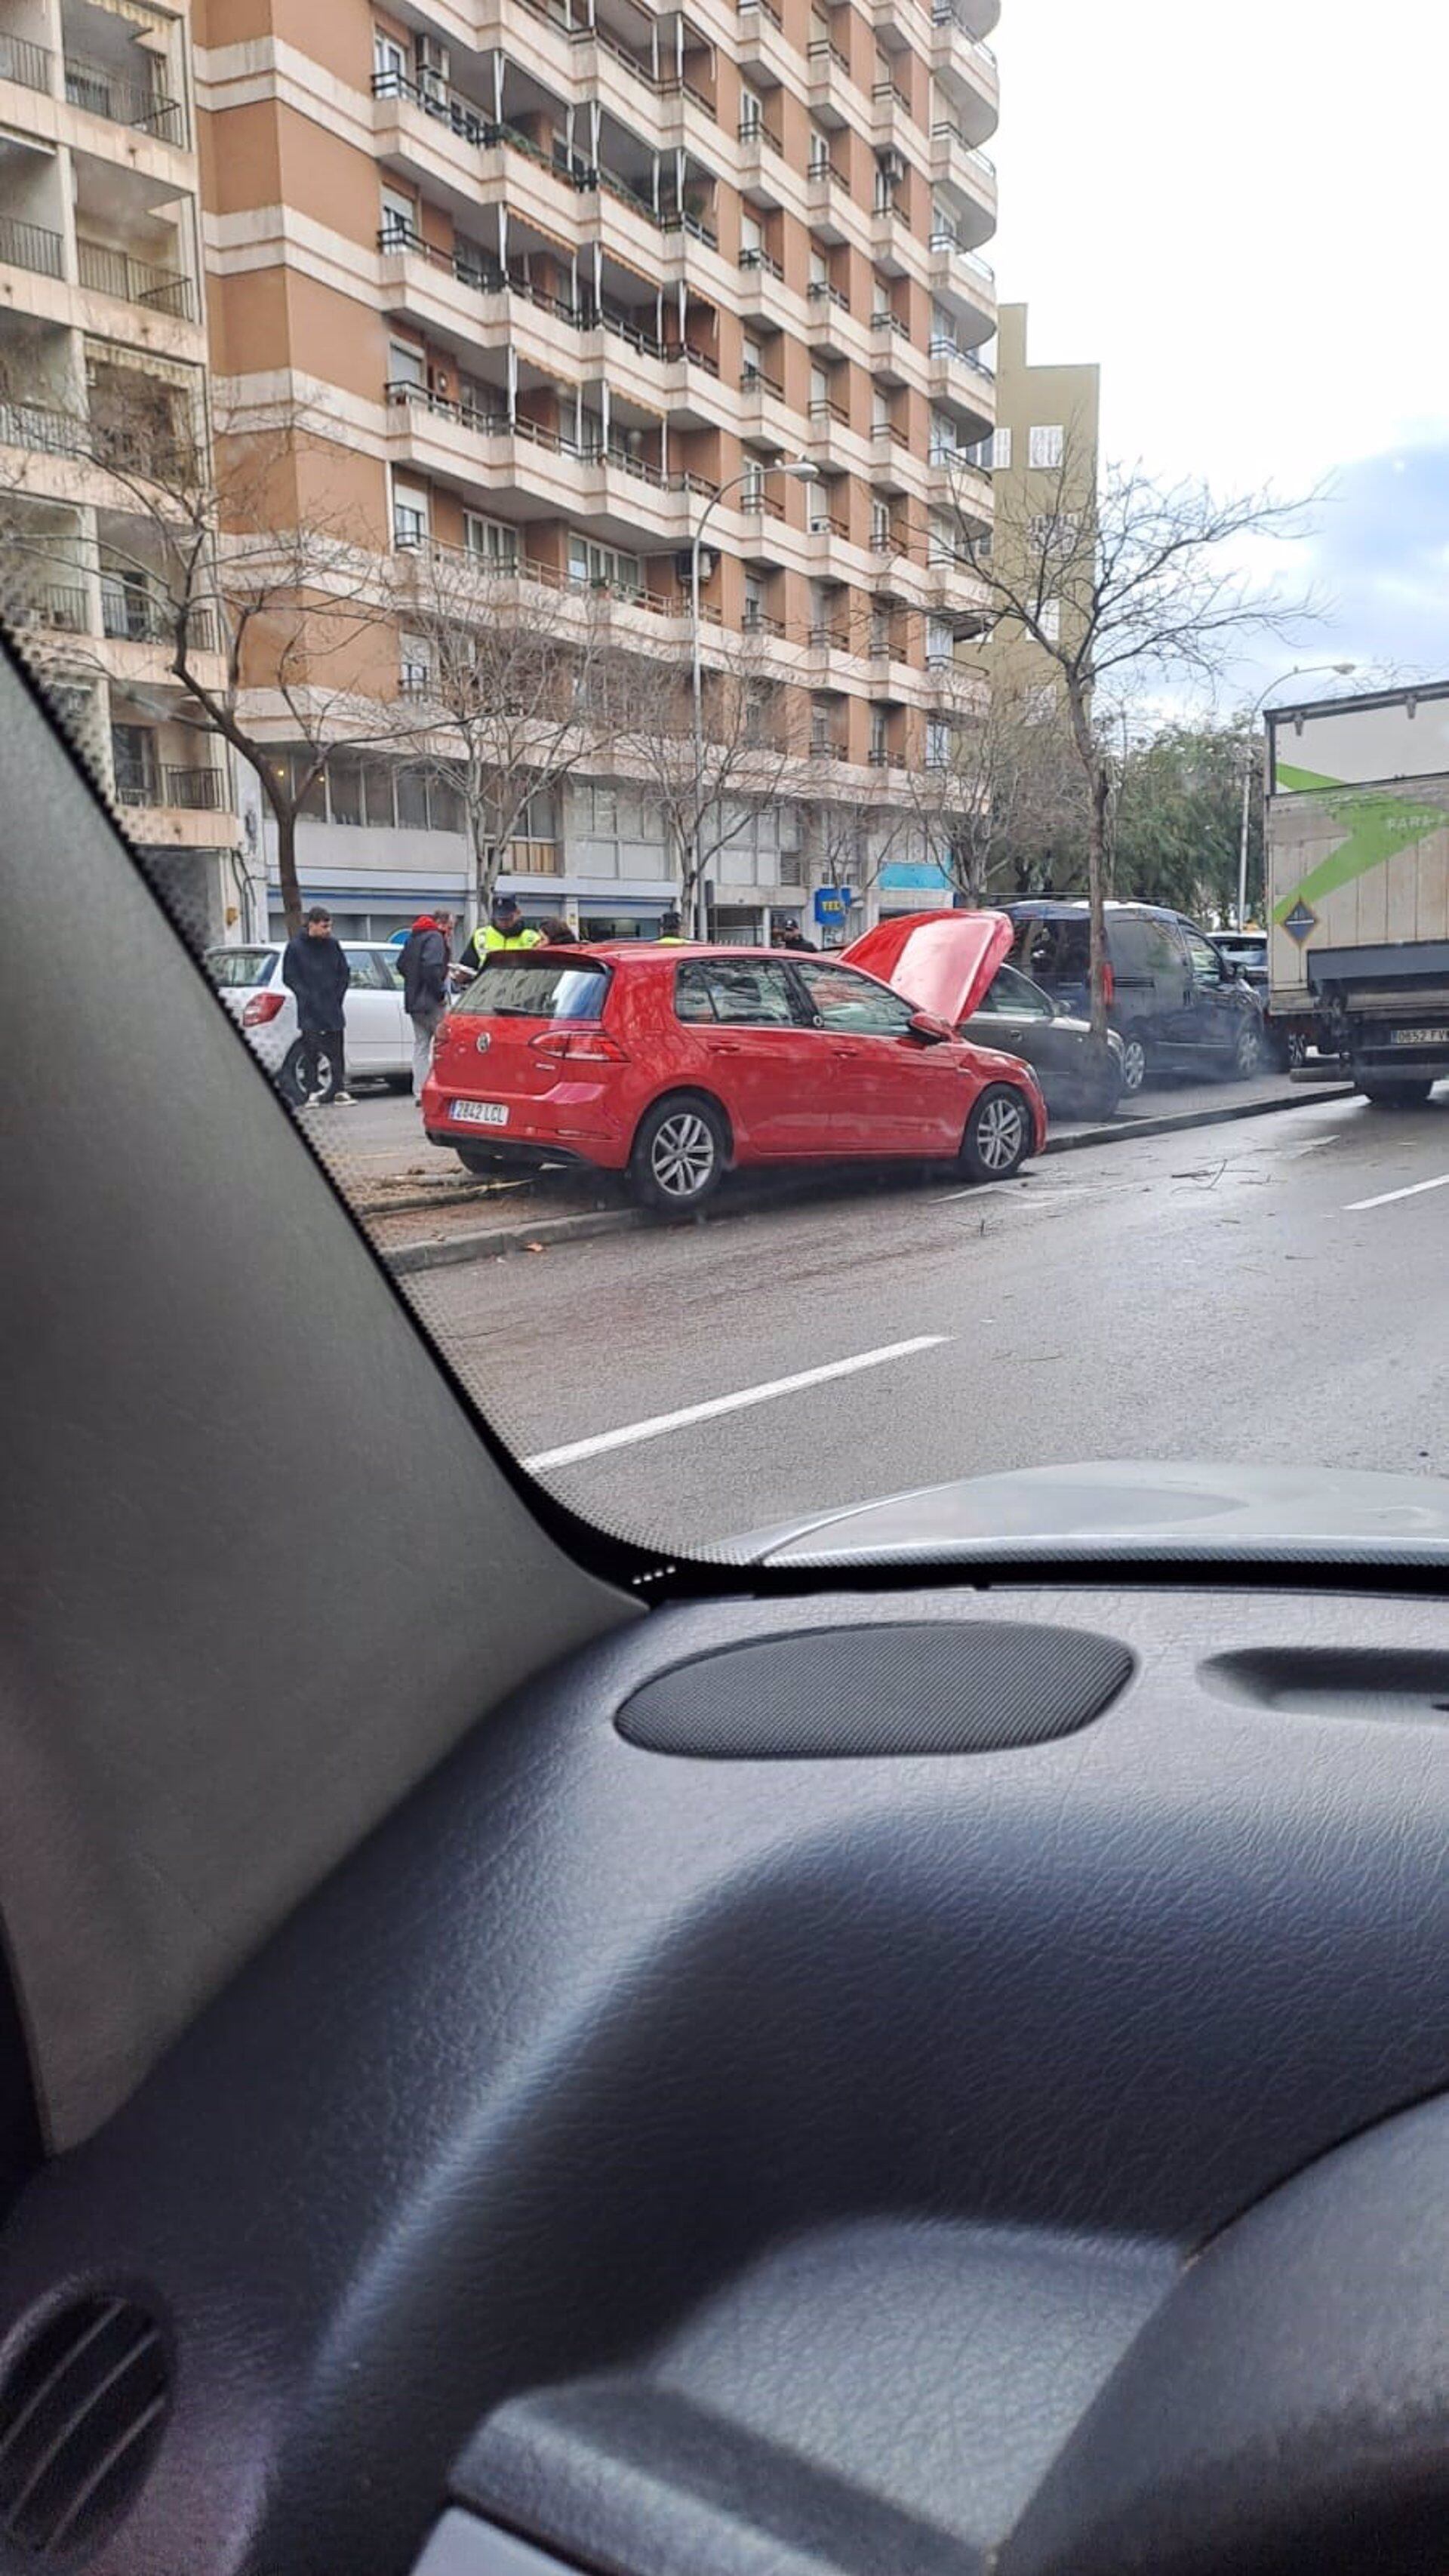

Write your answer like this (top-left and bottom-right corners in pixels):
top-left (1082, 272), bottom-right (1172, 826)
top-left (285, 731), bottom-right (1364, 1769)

top-left (737, 114), bottom-right (786, 208)
top-left (77, 238), bottom-right (195, 322)
top-left (0, 32), bottom-right (52, 93)
top-left (15, 580), bottom-right (88, 634)
top-left (735, 0), bottom-right (792, 83)
top-left (931, 0), bottom-right (1001, 63)
top-left (0, 215), bottom-right (64, 281)
top-left (114, 760), bottom-right (227, 813)
top-left (928, 127), bottom-right (997, 238)
top-left (804, 276), bottom-right (851, 355)
top-left (928, 340), bottom-right (994, 430)
top-left (807, 397), bottom-right (854, 467)
top-left (869, 307), bottom-right (912, 384)
top-left (741, 605), bottom-right (784, 636)
top-left (736, 242), bottom-right (787, 315)
top-left (0, 397), bottom-right (86, 456)
top-left (805, 158), bottom-right (853, 245)
top-left (63, 54), bottom-right (186, 147)
top-left (100, 585), bottom-right (219, 651)
top-left (928, 225), bottom-right (995, 331)
top-left (870, 74), bottom-right (914, 147)
top-left (806, 35), bottom-right (854, 128)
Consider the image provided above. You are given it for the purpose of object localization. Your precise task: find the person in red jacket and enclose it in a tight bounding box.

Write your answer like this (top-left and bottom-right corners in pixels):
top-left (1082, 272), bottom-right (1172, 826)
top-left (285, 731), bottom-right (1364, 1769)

top-left (398, 909), bottom-right (454, 1103)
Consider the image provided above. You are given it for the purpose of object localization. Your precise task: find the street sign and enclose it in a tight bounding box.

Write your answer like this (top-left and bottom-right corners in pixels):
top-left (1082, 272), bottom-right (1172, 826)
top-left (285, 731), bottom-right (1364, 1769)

top-left (814, 886), bottom-right (852, 925)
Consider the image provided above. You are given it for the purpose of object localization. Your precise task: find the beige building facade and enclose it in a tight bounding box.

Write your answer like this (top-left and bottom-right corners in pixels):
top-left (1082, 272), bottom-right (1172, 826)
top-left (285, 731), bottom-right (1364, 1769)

top-left (974, 297), bottom-right (1097, 708)
top-left (0, 0), bottom-right (242, 938)
top-left (192, 0), bottom-right (1001, 937)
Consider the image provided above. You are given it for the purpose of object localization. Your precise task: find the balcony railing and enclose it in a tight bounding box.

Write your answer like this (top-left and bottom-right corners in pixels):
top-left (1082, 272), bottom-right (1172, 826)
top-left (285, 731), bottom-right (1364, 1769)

top-left (0, 32), bottom-right (51, 91)
top-left (739, 245), bottom-right (783, 279)
top-left (384, 383), bottom-right (719, 493)
top-left (0, 216), bottom-right (64, 279)
top-left (808, 511), bottom-right (849, 538)
top-left (871, 308), bottom-right (910, 337)
top-left (63, 56), bottom-right (186, 145)
top-left (737, 0), bottom-right (784, 26)
top-left (378, 225), bottom-right (720, 371)
top-left (808, 279), bottom-right (850, 312)
top-left (740, 485), bottom-right (784, 519)
top-left (0, 398), bottom-right (84, 454)
top-left (114, 759), bottom-right (225, 811)
top-left (810, 739), bottom-right (849, 761)
top-left (809, 397), bottom-right (850, 427)
top-left (807, 35), bottom-right (851, 69)
top-left (18, 582), bottom-right (88, 633)
top-left (77, 238), bottom-right (194, 319)
top-left (808, 156), bottom-right (848, 186)
top-left (737, 113), bottom-right (782, 152)
top-left (740, 361), bottom-right (784, 398)
top-left (931, 5), bottom-right (998, 67)
top-left (741, 605), bottom-right (784, 635)
top-left (872, 77), bottom-right (910, 109)
top-left (810, 624), bottom-right (850, 650)
top-left (100, 586), bottom-right (219, 650)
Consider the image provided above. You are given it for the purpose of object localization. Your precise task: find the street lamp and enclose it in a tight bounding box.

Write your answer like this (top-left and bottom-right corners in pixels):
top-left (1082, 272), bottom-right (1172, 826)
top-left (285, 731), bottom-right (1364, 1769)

top-left (1237, 660), bottom-right (1355, 929)
top-left (689, 455), bottom-right (820, 937)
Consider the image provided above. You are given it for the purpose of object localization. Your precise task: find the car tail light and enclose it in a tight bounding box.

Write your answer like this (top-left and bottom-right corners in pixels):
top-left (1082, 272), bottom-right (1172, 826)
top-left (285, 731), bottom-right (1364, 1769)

top-left (1101, 962), bottom-right (1115, 1005)
top-left (530, 1028), bottom-right (630, 1064)
top-left (242, 992), bottom-right (286, 1026)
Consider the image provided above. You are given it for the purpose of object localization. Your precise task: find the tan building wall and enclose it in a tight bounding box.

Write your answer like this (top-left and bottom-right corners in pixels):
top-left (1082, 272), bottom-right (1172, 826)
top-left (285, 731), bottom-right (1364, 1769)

top-left (974, 297), bottom-right (1097, 706)
top-left (188, 0), bottom-right (1004, 933)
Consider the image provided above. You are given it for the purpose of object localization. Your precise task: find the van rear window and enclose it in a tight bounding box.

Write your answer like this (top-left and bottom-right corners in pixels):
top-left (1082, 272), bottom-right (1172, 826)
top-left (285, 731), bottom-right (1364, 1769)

top-left (454, 958), bottom-right (611, 1020)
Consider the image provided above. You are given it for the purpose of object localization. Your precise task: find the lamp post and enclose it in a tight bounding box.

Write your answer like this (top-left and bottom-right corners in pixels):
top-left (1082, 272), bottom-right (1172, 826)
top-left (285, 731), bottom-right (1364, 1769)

top-left (1237, 661), bottom-right (1355, 929)
top-left (689, 455), bottom-right (819, 937)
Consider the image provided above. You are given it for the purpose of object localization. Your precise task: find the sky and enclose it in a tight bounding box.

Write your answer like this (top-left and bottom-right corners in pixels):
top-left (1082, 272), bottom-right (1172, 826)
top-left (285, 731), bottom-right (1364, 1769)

top-left (989, 0), bottom-right (1449, 703)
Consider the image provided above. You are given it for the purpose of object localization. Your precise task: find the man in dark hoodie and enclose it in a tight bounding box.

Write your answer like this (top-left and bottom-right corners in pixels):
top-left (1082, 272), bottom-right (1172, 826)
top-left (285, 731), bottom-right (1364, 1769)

top-left (399, 907), bottom-right (454, 1102)
top-left (281, 906), bottom-right (352, 1104)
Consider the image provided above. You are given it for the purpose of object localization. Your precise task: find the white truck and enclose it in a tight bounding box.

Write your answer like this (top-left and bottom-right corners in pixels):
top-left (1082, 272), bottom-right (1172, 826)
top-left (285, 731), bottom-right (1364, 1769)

top-left (1266, 679), bottom-right (1449, 1103)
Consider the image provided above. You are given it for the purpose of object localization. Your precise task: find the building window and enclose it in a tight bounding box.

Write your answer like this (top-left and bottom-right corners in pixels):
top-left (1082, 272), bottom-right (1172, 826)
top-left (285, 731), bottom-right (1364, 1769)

top-left (808, 124), bottom-right (830, 176)
top-left (380, 186), bottom-right (414, 245)
top-left (463, 512), bottom-right (518, 568)
top-left (388, 340), bottom-right (425, 389)
top-left (870, 498), bottom-right (891, 546)
top-left (869, 705), bottom-right (888, 759)
top-left (1040, 600), bottom-right (1061, 644)
top-left (740, 456), bottom-right (766, 508)
top-left (1029, 423), bottom-right (1064, 468)
top-left (927, 616), bottom-right (954, 667)
top-left (740, 84), bottom-right (762, 135)
top-left (373, 29), bottom-right (408, 88)
top-left (568, 535), bottom-right (641, 593)
top-left (988, 426), bottom-right (1012, 470)
top-left (110, 722), bottom-right (158, 805)
top-left (925, 717), bottom-right (951, 769)
top-left (399, 635), bottom-right (431, 694)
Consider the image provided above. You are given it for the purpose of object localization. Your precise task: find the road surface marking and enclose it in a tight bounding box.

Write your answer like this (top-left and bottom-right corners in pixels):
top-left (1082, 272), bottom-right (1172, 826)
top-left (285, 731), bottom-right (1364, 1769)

top-left (1344, 1173), bottom-right (1449, 1211)
top-left (524, 1336), bottom-right (949, 1472)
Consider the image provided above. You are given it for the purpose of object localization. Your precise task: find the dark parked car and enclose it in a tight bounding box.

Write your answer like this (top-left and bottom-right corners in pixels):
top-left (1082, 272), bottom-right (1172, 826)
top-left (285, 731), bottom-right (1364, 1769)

top-left (1005, 900), bottom-right (1266, 1094)
top-left (1207, 928), bottom-right (1303, 1069)
top-left (847, 911), bottom-right (1125, 1119)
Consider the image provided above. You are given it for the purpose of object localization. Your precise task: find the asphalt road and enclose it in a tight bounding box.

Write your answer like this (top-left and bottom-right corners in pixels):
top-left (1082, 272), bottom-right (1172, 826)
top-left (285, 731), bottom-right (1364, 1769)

top-left (395, 1086), bottom-right (1449, 1558)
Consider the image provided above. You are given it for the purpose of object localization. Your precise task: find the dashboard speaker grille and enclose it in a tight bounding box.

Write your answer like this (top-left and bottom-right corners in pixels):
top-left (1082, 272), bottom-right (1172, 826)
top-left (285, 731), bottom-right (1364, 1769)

top-left (0, 2296), bottom-right (169, 2558)
top-left (617, 1621), bottom-right (1134, 1758)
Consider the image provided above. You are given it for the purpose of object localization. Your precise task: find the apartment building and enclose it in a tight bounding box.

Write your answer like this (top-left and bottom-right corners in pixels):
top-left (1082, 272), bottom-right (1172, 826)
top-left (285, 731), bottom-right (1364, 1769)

top-left (0, 0), bottom-right (239, 940)
top-left (973, 298), bottom-right (1099, 707)
top-left (195, 0), bottom-right (1000, 940)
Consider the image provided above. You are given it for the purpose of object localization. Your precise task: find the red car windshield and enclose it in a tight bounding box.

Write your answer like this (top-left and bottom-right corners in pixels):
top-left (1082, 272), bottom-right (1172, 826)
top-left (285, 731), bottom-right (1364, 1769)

top-left (454, 958), bottom-right (612, 1020)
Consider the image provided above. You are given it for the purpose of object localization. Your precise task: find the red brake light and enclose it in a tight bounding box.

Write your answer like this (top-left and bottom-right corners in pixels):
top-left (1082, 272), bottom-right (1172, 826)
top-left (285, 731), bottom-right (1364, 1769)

top-left (1101, 962), bottom-right (1115, 1005)
top-left (530, 1026), bottom-right (630, 1063)
top-left (242, 991), bottom-right (286, 1026)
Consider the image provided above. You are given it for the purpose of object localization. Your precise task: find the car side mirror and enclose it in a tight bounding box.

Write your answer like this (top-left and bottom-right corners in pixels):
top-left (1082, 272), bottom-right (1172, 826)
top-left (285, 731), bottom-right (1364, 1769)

top-left (907, 1009), bottom-right (954, 1045)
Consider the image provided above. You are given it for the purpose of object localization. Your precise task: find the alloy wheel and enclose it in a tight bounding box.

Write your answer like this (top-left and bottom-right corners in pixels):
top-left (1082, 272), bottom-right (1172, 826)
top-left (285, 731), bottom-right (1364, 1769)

top-left (651, 1110), bottom-right (717, 1199)
top-left (975, 1092), bottom-right (1026, 1172)
top-left (1121, 1036), bottom-right (1147, 1094)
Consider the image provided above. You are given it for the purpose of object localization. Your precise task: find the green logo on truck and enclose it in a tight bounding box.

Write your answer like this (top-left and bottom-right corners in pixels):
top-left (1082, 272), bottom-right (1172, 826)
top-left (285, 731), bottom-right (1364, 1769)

top-left (1272, 763), bottom-right (1446, 926)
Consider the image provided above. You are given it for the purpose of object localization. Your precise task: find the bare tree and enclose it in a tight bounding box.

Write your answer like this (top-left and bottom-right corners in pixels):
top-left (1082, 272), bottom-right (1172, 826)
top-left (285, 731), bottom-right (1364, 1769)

top-left (0, 369), bottom-right (413, 932)
top-left (901, 672), bottom-right (1087, 903)
top-left (605, 632), bottom-right (805, 928)
top-left (938, 436), bottom-right (1318, 1026)
top-left (392, 548), bottom-right (610, 927)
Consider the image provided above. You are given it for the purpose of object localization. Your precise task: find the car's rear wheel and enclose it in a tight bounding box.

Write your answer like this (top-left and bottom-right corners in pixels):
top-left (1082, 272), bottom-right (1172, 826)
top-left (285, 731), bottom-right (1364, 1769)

top-left (1359, 1077), bottom-right (1435, 1107)
top-left (958, 1083), bottom-right (1032, 1183)
top-left (1227, 1015), bottom-right (1265, 1080)
top-left (629, 1094), bottom-right (728, 1211)
top-left (280, 1039), bottom-right (334, 1106)
top-left (1119, 1029), bottom-right (1149, 1096)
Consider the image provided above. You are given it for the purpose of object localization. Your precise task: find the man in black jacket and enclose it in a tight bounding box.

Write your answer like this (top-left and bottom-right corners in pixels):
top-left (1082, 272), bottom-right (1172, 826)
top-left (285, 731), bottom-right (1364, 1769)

top-left (399, 909), bottom-right (454, 1103)
top-left (281, 907), bottom-right (352, 1105)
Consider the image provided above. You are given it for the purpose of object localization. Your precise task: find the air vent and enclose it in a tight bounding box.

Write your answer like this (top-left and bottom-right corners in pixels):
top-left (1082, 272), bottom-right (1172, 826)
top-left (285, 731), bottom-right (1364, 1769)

top-left (0, 2296), bottom-right (169, 2558)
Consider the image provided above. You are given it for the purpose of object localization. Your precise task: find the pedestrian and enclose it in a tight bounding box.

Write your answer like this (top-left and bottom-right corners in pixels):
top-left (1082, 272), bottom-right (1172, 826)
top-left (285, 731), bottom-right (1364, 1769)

top-left (281, 905), bottom-right (352, 1105)
top-left (460, 894), bottom-right (543, 976)
top-left (538, 914), bottom-right (579, 946)
top-left (399, 907), bottom-right (454, 1103)
top-left (773, 916), bottom-right (813, 952)
top-left (657, 906), bottom-right (686, 944)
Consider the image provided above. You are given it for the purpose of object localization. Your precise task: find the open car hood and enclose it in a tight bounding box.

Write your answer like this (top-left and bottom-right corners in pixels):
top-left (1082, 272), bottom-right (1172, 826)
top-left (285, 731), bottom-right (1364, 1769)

top-left (735, 1460), bottom-right (1449, 1569)
top-left (843, 908), bottom-right (1014, 1026)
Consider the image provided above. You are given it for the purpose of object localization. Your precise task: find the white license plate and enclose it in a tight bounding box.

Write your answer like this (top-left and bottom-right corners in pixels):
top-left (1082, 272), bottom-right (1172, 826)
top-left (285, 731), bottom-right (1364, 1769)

top-left (1390, 1027), bottom-right (1449, 1047)
top-left (451, 1099), bottom-right (509, 1126)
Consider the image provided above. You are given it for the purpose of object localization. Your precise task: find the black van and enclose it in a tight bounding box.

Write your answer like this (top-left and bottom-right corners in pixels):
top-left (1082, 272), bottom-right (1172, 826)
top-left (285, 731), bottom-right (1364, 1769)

top-left (1004, 902), bottom-right (1266, 1095)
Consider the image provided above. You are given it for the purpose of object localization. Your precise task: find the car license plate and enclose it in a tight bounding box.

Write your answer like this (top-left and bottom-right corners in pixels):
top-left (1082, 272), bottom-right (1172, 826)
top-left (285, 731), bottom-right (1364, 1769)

top-left (1389, 1027), bottom-right (1449, 1047)
top-left (451, 1099), bottom-right (509, 1126)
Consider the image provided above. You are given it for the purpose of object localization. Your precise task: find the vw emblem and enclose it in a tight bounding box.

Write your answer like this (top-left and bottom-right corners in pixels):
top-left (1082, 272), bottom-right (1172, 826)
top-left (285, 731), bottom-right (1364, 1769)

top-left (474, 1031), bottom-right (491, 1054)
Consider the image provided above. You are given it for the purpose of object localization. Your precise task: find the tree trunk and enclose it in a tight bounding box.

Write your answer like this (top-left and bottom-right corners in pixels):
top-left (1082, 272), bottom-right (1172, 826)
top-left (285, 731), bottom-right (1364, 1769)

top-left (273, 799), bottom-right (303, 937)
top-left (1066, 685), bottom-right (1110, 1039)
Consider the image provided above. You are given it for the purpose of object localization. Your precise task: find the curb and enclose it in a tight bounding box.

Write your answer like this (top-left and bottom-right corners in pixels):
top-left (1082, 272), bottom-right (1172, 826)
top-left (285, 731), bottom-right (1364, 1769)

top-left (380, 1082), bottom-right (1355, 1276)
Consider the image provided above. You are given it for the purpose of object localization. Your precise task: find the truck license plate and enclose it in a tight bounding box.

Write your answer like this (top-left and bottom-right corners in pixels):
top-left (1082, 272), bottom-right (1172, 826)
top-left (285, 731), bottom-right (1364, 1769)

top-left (1390, 1027), bottom-right (1449, 1047)
top-left (451, 1099), bottom-right (509, 1125)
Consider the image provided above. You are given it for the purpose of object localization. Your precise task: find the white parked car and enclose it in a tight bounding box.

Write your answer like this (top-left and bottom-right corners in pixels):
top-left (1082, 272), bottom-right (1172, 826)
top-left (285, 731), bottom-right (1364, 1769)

top-left (205, 942), bottom-right (414, 1103)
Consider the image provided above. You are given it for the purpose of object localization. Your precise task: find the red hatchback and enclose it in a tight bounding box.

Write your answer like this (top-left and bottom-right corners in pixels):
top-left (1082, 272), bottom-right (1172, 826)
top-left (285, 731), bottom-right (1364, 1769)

top-left (423, 935), bottom-right (1047, 1211)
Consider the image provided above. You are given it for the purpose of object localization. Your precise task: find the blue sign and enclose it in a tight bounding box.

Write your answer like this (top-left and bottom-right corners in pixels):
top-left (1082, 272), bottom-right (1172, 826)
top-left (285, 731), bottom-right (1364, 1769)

top-left (1282, 900), bottom-right (1318, 944)
top-left (814, 886), bottom-right (853, 924)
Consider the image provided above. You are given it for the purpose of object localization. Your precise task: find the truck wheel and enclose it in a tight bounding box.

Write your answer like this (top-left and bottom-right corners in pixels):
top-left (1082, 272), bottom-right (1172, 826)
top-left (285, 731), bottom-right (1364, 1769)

top-left (1359, 1078), bottom-right (1435, 1108)
top-left (1118, 1031), bottom-right (1149, 1096)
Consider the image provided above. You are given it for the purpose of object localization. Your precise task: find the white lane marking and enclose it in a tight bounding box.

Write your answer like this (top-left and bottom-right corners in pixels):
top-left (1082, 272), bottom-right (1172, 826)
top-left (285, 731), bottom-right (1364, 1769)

top-left (1345, 1172), bottom-right (1449, 1211)
top-left (524, 1336), bottom-right (949, 1471)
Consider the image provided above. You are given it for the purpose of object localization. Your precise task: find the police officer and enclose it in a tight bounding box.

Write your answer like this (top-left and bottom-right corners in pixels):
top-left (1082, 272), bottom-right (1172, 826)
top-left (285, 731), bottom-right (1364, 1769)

top-left (460, 894), bottom-right (543, 976)
top-left (657, 906), bottom-right (686, 944)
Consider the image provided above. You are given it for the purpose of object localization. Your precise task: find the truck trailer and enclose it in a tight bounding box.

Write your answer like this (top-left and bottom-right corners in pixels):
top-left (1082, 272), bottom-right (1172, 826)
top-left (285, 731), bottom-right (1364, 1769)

top-left (1266, 679), bottom-right (1449, 1103)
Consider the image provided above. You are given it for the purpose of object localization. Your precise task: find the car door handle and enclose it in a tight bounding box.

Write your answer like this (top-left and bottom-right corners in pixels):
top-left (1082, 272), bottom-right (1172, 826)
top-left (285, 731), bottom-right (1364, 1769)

top-left (706, 1039), bottom-right (744, 1055)
top-left (830, 1043), bottom-right (860, 1058)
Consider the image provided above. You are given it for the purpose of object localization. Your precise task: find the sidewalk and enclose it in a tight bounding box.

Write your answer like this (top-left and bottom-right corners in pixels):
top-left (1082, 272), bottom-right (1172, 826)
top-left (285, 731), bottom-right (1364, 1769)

top-left (305, 1069), bottom-right (1354, 1276)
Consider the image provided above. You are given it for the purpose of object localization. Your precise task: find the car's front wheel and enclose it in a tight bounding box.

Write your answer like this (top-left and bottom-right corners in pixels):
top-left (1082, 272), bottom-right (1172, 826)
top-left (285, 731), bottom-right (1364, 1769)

top-left (629, 1094), bottom-right (728, 1212)
top-left (958, 1083), bottom-right (1032, 1183)
top-left (1227, 1015), bottom-right (1265, 1080)
top-left (1118, 1029), bottom-right (1149, 1096)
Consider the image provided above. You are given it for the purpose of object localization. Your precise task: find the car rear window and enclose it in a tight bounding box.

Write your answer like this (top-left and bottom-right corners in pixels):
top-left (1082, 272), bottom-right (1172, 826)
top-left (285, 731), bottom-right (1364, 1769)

top-left (1011, 919), bottom-right (1089, 984)
top-left (454, 957), bottom-right (611, 1020)
top-left (206, 949), bottom-right (275, 989)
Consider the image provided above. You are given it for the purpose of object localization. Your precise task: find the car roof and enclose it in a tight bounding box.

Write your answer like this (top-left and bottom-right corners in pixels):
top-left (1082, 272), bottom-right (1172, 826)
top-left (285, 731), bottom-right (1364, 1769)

top-left (1005, 900), bottom-right (1182, 921)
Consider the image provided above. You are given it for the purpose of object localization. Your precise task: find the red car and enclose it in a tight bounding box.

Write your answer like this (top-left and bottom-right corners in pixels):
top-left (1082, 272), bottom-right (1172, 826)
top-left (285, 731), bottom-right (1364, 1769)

top-left (423, 928), bottom-right (1047, 1211)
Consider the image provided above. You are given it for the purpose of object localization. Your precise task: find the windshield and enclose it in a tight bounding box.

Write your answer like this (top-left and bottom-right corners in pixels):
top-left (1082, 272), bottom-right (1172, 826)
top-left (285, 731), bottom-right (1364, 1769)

top-left (2, 0), bottom-right (1438, 1567)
